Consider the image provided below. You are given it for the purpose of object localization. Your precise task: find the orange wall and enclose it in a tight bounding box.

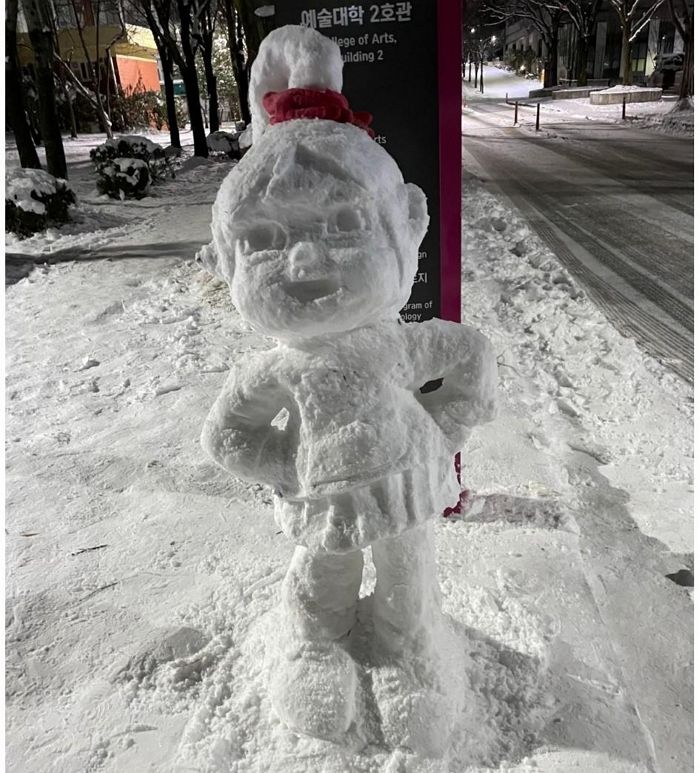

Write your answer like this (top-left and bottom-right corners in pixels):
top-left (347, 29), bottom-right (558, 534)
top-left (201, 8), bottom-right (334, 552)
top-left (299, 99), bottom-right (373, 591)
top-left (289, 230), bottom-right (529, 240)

top-left (116, 56), bottom-right (160, 93)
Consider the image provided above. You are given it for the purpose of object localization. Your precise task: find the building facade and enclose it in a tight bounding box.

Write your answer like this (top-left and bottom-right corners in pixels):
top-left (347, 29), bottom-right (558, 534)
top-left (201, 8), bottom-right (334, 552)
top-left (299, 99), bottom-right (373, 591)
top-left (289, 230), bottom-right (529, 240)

top-left (17, 0), bottom-right (160, 96)
top-left (503, 1), bottom-right (687, 86)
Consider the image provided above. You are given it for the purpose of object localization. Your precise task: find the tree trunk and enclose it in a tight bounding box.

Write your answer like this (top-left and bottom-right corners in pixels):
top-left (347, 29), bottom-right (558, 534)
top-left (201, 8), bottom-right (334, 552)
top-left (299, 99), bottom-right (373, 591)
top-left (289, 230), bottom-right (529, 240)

top-left (203, 50), bottom-right (219, 131)
top-left (545, 28), bottom-right (559, 87)
top-left (159, 46), bottom-right (181, 147)
top-left (176, 0), bottom-right (208, 156)
top-left (620, 23), bottom-right (632, 85)
top-left (92, 76), bottom-right (114, 136)
top-left (223, 0), bottom-right (250, 124)
top-left (6, 0), bottom-right (42, 168)
top-left (576, 33), bottom-right (590, 85)
top-left (233, 0), bottom-right (262, 65)
top-left (62, 80), bottom-right (79, 138)
top-left (181, 66), bottom-right (208, 155)
top-left (678, 35), bottom-right (692, 98)
top-left (22, 0), bottom-right (67, 178)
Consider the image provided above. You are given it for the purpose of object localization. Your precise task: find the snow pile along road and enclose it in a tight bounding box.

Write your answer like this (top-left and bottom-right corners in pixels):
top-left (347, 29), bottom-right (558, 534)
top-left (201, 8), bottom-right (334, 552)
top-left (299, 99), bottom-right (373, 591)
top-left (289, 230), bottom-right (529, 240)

top-left (5, 141), bottom-right (692, 772)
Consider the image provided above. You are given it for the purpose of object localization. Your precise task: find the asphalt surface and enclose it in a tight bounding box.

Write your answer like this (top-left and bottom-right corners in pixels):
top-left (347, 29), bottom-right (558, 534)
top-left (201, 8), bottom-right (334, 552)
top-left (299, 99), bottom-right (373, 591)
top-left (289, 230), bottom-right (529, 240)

top-left (462, 102), bottom-right (694, 383)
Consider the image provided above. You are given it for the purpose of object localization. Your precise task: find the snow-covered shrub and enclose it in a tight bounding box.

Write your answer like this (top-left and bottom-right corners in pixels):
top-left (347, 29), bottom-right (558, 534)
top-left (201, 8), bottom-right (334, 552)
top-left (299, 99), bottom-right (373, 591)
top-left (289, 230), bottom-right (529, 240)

top-left (110, 88), bottom-right (167, 132)
top-left (206, 130), bottom-right (241, 159)
top-left (96, 158), bottom-right (151, 200)
top-left (90, 135), bottom-right (175, 198)
top-left (5, 168), bottom-right (76, 236)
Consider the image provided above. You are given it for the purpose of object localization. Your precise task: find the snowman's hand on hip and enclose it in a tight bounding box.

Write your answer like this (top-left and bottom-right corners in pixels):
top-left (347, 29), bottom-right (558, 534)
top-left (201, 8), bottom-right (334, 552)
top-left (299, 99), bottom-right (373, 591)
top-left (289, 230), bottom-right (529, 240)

top-left (403, 319), bottom-right (497, 447)
top-left (201, 358), bottom-right (300, 492)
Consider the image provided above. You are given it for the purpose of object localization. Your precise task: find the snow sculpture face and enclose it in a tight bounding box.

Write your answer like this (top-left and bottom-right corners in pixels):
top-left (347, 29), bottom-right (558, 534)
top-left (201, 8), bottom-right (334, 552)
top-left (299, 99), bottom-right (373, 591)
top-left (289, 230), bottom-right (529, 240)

top-left (209, 120), bottom-right (429, 339)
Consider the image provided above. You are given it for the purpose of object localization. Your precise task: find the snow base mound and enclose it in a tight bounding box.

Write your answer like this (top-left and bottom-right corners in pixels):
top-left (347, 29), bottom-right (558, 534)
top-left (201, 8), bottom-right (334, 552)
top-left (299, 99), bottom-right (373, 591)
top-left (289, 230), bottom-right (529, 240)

top-left (120, 574), bottom-right (552, 772)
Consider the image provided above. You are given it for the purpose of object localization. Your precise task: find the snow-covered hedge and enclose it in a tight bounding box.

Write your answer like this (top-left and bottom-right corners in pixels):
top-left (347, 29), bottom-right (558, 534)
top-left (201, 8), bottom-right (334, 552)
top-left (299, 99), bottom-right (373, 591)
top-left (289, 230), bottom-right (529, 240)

top-left (96, 158), bottom-right (151, 200)
top-left (90, 135), bottom-right (174, 198)
top-left (5, 168), bottom-right (76, 237)
top-left (206, 130), bottom-right (241, 159)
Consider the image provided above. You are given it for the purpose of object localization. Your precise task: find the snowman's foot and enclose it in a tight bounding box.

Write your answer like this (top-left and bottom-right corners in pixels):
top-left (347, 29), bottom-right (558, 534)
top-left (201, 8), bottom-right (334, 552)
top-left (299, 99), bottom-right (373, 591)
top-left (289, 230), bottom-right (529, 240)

top-left (270, 641), bottom-right (358, 742)
top-left (372, 626), bottom-right (467, 757)
top-left (375, 670), bottom-right (455, 757)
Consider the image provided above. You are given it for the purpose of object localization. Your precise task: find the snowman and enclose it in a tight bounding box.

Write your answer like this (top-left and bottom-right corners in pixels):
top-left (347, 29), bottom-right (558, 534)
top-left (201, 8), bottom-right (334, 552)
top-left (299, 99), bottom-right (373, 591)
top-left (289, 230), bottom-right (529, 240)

top-left (200, 25), bottom-right (496, 756)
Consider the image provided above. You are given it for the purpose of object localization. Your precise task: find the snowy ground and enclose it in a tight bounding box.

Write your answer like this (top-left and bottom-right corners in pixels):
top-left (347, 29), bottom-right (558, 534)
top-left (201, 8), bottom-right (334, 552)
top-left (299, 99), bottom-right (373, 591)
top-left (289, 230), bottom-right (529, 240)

top-left (5, 129), bottom-right (693, 772)
top-left (465, 65), bottom-right (693, 137)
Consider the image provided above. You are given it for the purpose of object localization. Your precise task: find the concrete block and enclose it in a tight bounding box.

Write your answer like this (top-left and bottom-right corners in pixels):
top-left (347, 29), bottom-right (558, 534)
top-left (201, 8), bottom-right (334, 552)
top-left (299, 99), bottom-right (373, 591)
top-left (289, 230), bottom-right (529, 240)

top-left (590, 89), bottom-right (662, 105)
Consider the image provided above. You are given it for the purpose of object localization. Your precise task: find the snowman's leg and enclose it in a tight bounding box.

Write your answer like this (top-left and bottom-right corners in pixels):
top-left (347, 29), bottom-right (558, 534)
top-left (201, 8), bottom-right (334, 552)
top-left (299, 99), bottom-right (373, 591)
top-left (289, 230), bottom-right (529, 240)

top-left (371, 523), bottom-right (441, 654)
top-left (271, 547), bottom-right (363, 741)
top-left (282, 546), bottom-right (363, 641)
top-left (371, 523), bottom-right (465, 757)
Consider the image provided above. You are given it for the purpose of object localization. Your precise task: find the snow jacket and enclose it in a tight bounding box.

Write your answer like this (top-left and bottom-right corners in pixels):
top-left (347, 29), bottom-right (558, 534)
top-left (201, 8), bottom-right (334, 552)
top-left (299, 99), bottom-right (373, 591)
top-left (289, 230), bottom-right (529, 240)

top-left (202, 318), bottom-right (496, 551)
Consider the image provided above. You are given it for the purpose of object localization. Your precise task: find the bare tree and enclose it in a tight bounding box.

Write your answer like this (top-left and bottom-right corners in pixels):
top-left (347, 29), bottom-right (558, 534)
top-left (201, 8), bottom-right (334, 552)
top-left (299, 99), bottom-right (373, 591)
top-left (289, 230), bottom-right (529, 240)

top-left (666, 0), bottom-right (692, 102)
top-left (50, 0), bottom-right (126, 137)
top-left (130, 0), bottom-right (208, 155)
top-left (220, 0), bottom-right (250, 123)
top-left (194, 0), bottom-right (220, 131)
top-left (555, 0), bottom-right (601, 84)
top-left (488, 0), bottom-right (565, 87)
top-left (21, 0), bottom-right (67, 177)
top-left (7, 0), bottom-right (43, 168)
top-left (122, 0), bottom-right (182, 146)
top-left (608, 0), bottom-right (665, 84)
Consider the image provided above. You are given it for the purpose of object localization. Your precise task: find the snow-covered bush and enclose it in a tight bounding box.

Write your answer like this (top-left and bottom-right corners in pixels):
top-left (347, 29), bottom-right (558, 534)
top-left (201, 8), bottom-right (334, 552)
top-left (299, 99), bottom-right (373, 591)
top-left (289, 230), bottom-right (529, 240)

top-left (109, 88), bottom-right (180, 133)
top-left (206, 130), bottom-right (241, 159)
top-left (90, 135), bottom-right (174, 198)
top-left (5, 168), bottom-right (76, 236)
top-left (96, 158), bottom-right (151, 200)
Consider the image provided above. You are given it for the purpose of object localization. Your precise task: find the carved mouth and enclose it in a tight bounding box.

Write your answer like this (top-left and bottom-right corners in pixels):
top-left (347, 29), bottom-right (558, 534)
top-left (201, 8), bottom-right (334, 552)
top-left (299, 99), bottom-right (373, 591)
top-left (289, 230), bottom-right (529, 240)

top-left (284, 278), bottom-right (340, 303)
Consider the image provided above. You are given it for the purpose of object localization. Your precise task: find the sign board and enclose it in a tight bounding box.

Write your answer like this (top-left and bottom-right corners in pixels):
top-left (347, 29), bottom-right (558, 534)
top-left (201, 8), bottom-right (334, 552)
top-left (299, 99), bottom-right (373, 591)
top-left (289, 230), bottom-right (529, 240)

top-left (272, 1), bottom-right (462, 324)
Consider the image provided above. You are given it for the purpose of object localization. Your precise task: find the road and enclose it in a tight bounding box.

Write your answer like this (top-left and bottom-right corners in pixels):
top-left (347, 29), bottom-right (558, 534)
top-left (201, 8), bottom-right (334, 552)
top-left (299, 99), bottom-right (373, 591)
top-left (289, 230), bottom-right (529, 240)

top-left (462, 101), bottom-right (694, 382)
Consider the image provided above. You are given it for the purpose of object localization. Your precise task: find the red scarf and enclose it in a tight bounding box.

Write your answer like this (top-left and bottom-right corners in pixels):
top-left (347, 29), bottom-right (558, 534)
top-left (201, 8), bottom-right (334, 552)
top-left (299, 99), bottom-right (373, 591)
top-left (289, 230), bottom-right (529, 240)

top-left (262, 88), bottom-right (375, 138)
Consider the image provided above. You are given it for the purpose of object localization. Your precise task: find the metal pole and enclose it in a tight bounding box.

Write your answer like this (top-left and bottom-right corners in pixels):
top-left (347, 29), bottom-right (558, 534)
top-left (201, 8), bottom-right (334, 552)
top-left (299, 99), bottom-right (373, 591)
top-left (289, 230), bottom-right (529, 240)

top-left (514, 101), bottom-right (518, 125)
top-left (536, 102), bottom-right (541, 131)
top-left (622, 95), bottom-right (626, 120)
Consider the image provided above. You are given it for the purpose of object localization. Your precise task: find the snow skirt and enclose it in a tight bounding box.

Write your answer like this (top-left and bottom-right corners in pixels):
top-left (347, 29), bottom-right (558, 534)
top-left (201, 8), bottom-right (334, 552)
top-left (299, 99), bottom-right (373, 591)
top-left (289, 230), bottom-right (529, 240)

top-left (274, 454), bottom-right (458, 553)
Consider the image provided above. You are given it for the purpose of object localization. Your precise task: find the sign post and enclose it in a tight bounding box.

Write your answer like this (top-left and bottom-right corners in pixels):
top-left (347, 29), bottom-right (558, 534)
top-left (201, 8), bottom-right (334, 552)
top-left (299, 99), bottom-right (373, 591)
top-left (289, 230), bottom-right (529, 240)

top-left (271, 0), bottom-right (462, 325)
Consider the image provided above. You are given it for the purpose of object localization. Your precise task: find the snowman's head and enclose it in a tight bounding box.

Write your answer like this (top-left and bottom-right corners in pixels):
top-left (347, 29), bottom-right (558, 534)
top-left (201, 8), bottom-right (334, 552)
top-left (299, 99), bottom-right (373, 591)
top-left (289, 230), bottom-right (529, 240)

top-left (207, 118), bottom-right (428, 340)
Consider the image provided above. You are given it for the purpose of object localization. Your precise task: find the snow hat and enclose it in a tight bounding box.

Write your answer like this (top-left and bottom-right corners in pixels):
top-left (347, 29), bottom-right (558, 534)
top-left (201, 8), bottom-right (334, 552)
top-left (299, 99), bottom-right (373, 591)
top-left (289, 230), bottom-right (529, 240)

top-left (249, 25), bottom-right (344, 144)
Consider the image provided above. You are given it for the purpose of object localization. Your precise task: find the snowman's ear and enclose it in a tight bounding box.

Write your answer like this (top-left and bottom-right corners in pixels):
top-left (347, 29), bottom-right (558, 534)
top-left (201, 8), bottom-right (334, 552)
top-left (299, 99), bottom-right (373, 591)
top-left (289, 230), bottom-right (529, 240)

top-left (406, 183), bottom-right (429, 242)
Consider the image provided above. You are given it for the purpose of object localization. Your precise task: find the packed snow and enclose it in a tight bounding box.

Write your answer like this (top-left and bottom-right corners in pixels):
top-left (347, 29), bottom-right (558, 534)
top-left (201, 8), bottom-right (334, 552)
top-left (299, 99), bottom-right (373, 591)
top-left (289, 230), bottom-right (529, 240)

top-left (463, 64), bottom-right (536, 99)
top-left (5, 53), bottom-right (692, 773)
top-left (466, 64), bottom-right (693, 137)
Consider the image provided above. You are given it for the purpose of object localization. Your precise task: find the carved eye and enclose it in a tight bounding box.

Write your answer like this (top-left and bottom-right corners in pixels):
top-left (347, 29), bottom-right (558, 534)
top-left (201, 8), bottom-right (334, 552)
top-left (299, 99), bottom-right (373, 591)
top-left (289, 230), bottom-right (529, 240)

top-left (331, 207), bottom-right (365, 233)
top-left (241, 222), bottom-right (287, 252)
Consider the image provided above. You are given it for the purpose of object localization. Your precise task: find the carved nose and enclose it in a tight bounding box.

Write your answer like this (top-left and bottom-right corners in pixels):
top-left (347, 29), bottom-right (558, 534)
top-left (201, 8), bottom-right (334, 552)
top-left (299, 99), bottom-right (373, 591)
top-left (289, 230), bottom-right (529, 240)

top-left (288, 241), bottom-right (322, 280)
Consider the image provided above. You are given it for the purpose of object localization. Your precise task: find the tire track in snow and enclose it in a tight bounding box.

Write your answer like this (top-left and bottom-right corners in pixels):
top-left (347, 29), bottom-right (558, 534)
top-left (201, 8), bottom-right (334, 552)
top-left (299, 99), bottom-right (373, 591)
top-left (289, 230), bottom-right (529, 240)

top-left (462, 126), bottom-right (693, 382)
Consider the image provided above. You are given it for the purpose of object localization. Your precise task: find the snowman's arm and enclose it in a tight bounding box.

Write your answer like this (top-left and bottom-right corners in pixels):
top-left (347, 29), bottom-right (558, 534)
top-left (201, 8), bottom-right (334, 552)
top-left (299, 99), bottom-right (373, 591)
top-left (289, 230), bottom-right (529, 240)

top-left (403, 319), bottom-right (497, 447)
top-left (201, 358), bottom-right (298, 493)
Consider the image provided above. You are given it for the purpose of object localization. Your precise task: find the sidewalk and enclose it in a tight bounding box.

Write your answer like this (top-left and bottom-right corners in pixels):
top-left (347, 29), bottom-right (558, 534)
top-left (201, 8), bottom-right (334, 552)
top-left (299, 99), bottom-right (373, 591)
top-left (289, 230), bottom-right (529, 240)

top-left (5, 133), bottom-right (693, 772)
